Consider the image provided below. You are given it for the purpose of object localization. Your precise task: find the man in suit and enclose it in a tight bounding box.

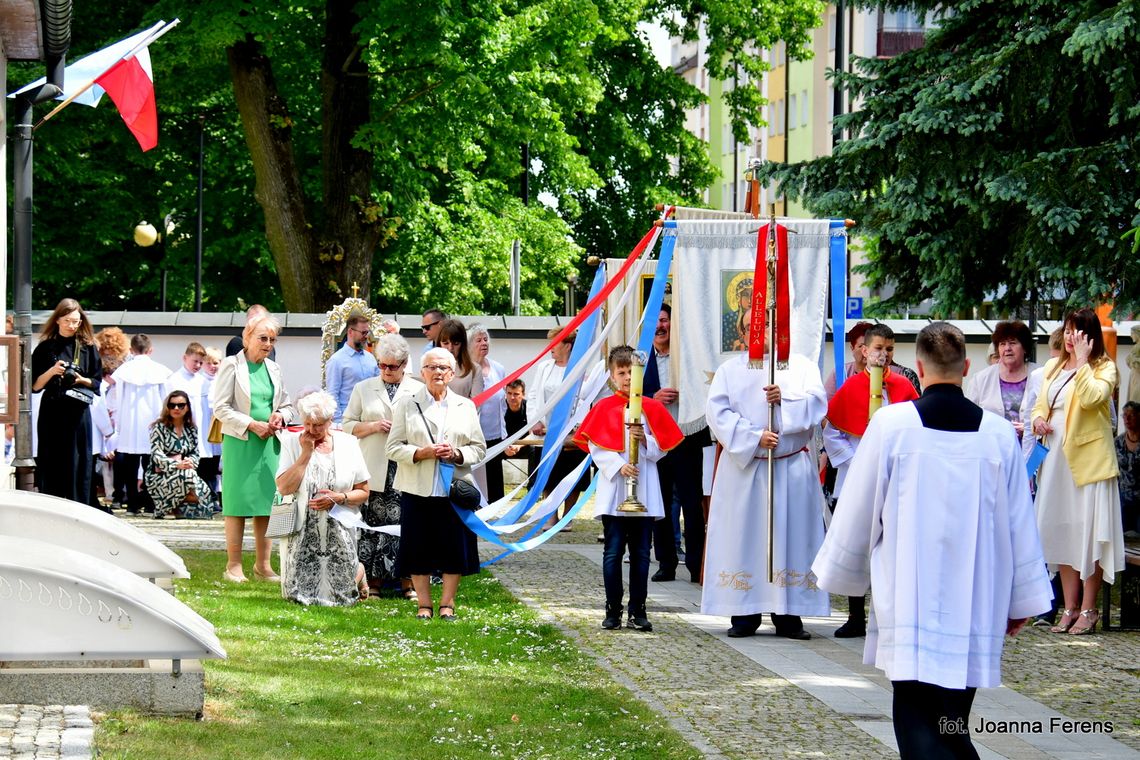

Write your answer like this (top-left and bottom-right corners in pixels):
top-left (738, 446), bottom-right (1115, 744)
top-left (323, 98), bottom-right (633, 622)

top-left (643, 304), bottom-right (707, 583)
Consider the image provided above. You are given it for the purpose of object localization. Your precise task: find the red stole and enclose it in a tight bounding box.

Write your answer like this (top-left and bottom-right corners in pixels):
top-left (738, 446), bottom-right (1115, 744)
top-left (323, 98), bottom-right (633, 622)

top-left (826, 368), bottom-right (919, 437)
top-left (749, 223), bottom-right (790, 365)
top-left (573, 393), bottom-right (684, 454)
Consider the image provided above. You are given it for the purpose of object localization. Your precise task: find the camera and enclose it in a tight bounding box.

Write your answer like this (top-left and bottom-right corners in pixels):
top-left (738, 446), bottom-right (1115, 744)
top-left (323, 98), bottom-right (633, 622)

top-left (60, 364), bottom-right (79, 388)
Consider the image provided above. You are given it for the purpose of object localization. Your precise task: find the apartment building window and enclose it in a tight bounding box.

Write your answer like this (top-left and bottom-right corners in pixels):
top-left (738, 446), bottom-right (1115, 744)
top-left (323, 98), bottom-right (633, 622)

top-left (768, 104), bottom-right (776, 136)
top-left (789, 94), bottom-right (798, 130)
top-left (828, 13), bottom-right (836, 50)
top-left (777, 101), bottom-right (785, 135)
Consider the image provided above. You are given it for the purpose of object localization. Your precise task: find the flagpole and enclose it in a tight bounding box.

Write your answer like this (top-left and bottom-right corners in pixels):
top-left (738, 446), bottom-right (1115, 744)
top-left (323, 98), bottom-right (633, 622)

top-left (33, 19), bottom-right (179, 130)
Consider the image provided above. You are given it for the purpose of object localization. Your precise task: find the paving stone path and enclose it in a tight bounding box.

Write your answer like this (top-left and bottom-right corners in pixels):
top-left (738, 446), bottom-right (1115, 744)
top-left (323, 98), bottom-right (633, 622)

top-left (491, 539), bottom-right (1140, 760)
top-left (0, 705), bottom-right (92, 760)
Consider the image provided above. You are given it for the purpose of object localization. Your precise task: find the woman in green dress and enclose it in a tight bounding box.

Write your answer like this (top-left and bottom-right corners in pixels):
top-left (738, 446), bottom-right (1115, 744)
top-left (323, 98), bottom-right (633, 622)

top-left (212, 315), bottom-right (294, 582)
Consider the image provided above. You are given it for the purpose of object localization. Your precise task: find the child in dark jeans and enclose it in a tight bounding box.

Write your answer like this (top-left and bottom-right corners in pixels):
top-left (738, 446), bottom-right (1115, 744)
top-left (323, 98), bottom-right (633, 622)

top-left (574, 346), bottom-right (682, 631)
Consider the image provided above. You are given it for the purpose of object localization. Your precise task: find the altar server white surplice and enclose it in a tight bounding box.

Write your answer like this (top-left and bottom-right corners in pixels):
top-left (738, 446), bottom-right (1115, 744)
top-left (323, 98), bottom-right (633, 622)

top-left (812, 404), bottom-right (1053, 689)
top-left (701, 353), bottom-right (830, 618)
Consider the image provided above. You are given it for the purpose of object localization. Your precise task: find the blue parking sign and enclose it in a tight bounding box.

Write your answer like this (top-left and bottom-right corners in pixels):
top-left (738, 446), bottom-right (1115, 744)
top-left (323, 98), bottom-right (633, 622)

top-left (845, 297), bottom-right (863, 319)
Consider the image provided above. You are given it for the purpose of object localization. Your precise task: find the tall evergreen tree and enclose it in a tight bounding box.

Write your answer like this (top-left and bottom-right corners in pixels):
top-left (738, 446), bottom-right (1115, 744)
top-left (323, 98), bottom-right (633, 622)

top-left (761, 0), bottom-right (1140, 315)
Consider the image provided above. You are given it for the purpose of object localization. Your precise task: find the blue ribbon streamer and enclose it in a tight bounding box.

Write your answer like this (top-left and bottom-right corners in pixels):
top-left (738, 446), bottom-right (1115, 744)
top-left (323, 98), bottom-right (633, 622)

top-left (636, 233), bottom-right (675, 354)
top-left (829, 220), bottom-right (848, 390)
top-left (438, 460), bottom-right (597, 561)
top-left (478, 237), bottom-right (677, 564)
top-left (488, 265), bottom-right (608, 527)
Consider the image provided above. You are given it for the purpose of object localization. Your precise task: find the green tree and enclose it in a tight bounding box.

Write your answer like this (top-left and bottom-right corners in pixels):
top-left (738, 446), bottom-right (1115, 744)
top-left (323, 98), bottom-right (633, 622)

top-left (760, 0), bottom-right (1140, 316)
top-left (19, 0), bottom-right (826, 315)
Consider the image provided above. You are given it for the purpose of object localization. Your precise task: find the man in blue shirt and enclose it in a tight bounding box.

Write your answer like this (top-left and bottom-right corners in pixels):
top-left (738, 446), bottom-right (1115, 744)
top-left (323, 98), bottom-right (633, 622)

top-left (324, 316), bottom-right (378, 421)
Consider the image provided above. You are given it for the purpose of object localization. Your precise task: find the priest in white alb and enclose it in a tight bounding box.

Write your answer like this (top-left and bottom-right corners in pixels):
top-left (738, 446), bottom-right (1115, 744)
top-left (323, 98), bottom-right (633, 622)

top-left (701, 346), bottom-right (830, 640)
top-left (812, 322), bottom-right (1052, 759)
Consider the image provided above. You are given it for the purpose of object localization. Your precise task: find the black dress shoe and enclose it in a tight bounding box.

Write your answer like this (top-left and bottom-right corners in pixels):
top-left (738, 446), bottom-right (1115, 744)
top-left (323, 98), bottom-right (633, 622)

top-left (776, 628), bottom-right (812, 640)
top-left (834, 620), bottom-right (866, 638)
top-left (726, 625), bottom-right (758, 638)
top-left (651, 568), bottom-right (676, 582)
top-left (627, 609), bottom-right (653, 632)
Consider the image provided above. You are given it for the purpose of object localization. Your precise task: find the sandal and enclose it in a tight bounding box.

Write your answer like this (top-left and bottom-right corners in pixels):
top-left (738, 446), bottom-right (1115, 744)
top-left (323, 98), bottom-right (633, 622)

top-left (438, 604), bottom-right (457, 622)
top-left (357, 578), bottom-right (370, 601)
top-left (1069, 609), bottom-right (1100, 635)
top-left (1049, 609), bottom-right (1077, 634)
top-left (416, 606), bottom-right (434, 620)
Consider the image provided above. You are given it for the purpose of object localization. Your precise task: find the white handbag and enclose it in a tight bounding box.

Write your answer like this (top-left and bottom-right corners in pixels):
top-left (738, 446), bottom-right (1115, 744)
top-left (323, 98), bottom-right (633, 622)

top-left (265, 492), bottom-right (302, 539)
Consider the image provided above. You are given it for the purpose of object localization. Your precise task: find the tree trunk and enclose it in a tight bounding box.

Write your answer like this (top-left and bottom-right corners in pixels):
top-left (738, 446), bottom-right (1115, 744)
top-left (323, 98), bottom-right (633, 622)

top-left (227, 35), bottom-right (316, 312)
top-left (319, 0), bottom-right (381, 308)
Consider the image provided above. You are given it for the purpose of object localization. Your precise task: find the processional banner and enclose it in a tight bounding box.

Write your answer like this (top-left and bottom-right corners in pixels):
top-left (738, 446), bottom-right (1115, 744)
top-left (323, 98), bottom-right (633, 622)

top-left (671, 218), bottom-right (833, 434)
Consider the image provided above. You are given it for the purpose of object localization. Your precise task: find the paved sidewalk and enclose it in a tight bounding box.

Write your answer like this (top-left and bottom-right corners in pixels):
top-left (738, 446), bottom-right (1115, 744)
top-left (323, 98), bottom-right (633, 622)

top-left (490, 541), bottom-right (1140, 760)
top-left (0, 705), bottom-right (93, 760)
top-left (119, 513), bottom-right (1140, 759)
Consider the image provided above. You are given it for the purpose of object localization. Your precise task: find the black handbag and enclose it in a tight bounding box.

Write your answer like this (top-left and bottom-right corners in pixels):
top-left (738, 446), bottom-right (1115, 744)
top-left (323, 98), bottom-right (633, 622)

top-left (414, 400), bottom-right (482, 510)
top-left (448, 477), bottom-right (482, 511)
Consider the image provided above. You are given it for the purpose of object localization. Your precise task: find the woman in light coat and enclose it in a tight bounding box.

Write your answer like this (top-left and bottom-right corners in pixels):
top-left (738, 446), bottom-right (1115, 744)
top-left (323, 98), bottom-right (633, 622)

top-left (212, 315), bottom-right (294, 583)
top-left (343, 333), bottom-right (421, 596)
top-left (965, 320), bottom-right (1037, 439)
top-left (387, 348), bottom-right (486, 620)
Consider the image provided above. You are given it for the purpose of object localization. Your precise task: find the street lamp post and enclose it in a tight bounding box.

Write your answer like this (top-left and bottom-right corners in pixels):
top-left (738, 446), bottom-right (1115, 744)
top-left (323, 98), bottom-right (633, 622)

top-left (134, 213), bottom-right (176, 311)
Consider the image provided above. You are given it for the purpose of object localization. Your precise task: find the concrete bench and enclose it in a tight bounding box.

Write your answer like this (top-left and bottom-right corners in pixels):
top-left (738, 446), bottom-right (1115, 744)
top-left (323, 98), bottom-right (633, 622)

top-left (0, 536), bottom-right (225, 715)
top-left (0, 490), bottom-right (188, 580)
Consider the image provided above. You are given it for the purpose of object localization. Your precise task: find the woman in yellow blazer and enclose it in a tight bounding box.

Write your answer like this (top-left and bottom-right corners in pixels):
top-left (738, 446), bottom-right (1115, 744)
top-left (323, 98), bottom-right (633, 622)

top-left (386, 347), bottom-right (486, 620)
top-left (1031, 308), bottom-right (1124, 634)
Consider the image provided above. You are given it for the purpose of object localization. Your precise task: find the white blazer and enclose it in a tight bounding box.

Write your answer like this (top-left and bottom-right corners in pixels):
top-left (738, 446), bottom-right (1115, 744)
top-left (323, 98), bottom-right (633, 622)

top-left (342, 374), bottom-right (422, 487)
top-left (211, 354), bottom-right (294, 441)
top-left (386, 385), bottom-right (486, 497)
top-left (965, 361), bottom-right (1037, 418)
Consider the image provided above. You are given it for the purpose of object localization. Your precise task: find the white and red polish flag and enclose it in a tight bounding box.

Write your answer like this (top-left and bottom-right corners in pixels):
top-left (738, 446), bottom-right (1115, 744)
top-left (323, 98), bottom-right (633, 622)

top-left (10, 19), bottom-right (179, 152)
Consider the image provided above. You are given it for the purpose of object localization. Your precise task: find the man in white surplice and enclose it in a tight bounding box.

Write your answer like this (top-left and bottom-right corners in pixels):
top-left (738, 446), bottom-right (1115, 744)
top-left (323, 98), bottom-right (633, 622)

top-left (812, 322), bottom-right (1052, 759)
top-left (701, 348), bottom-right (829, 640)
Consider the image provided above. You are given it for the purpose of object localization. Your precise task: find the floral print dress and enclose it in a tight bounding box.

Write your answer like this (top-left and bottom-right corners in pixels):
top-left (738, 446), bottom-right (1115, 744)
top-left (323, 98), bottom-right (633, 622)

top-left (144, 423), bottom-right (218, 518)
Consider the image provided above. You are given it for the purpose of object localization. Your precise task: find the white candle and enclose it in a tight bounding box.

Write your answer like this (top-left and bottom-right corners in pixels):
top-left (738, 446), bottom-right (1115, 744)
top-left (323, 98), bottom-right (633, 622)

top-left (627, 361), bottom-right (644, 421)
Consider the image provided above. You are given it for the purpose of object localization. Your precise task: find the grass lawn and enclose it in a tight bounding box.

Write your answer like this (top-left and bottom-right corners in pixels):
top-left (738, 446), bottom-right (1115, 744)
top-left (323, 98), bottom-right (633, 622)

top-left (95, 550), bottom-right (700, 760)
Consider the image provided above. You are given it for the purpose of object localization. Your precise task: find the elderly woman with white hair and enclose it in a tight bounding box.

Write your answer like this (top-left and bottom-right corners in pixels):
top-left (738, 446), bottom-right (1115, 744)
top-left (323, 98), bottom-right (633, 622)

top-left (213, 314), bottom-right (293, 583)
top-left (275, 390), bottom-right (371, 606)
top-left (343, 333), bottom-right (421, 597)
top-left (387, 347), bottom-right (487, 620)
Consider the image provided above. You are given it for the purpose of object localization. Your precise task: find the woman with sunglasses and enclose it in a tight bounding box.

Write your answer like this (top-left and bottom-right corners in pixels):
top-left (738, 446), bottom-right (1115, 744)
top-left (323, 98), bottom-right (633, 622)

top-left (343, 333), bottom-right (422, 598)
top-left (31, 298), bottom-right (103, 503)
top-left (144, 391), bottom-right (218, 519)
top-left (213, 314), bottom-right (295, 582)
